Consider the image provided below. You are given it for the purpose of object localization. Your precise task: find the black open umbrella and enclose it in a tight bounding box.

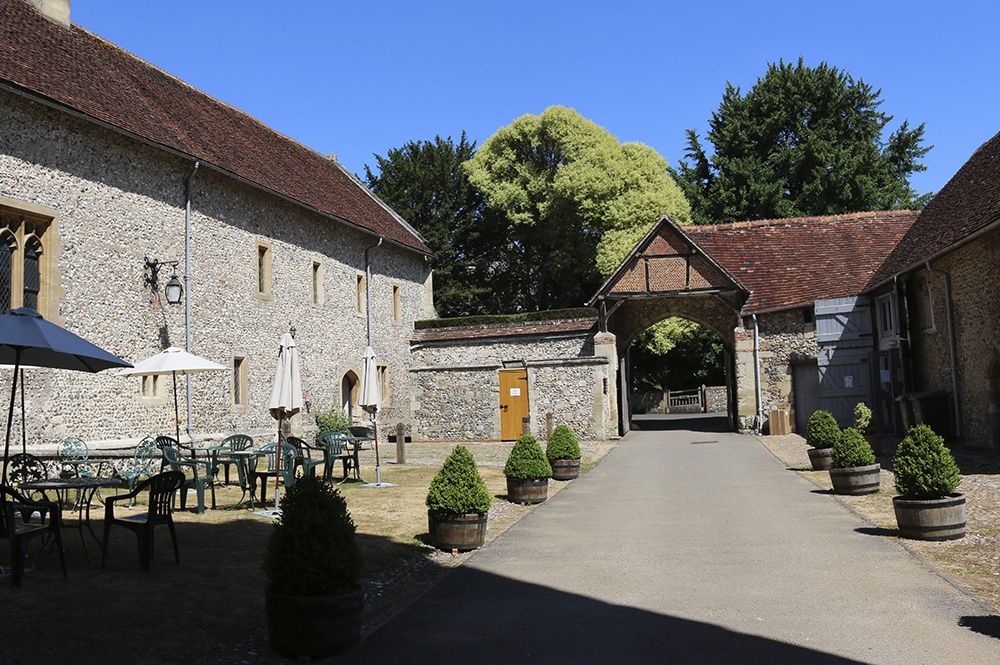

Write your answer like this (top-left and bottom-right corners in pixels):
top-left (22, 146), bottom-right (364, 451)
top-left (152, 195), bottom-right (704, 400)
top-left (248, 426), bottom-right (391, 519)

top-left (0, 308), bottom-right (131, 484)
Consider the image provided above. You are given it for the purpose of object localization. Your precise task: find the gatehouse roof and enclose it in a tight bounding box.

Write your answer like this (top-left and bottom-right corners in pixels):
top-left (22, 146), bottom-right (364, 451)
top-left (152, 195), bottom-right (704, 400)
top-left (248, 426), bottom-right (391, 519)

top-left (0, 0), bottom-right (430, 255)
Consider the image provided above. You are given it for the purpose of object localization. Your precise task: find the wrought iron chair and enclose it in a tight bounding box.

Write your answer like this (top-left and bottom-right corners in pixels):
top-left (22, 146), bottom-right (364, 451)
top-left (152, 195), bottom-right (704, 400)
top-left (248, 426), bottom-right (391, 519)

top-left (1, 485), bottom-right (66, 587)
top-left (249, 442), bottom-right (296, 506)
top-left (56, 436), bottom-right (93, 478)
top-left (119, 437), bottom-right (159, 507)
top-left (317, 431), bottom-right (355, 483)
top-left (286, 436), bottom-right (324, 478)
top-left (214, 434), bottom-right (254, 486)
top-left (161, 446), bottom-right (214, 514)
top-left (7, 453), bottom-right (49, 499)
top-left (101, 471), bottom-right (184, 572)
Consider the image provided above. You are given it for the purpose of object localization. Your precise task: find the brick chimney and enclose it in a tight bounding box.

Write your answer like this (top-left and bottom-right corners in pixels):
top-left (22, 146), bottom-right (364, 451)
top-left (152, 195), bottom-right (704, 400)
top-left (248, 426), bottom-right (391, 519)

top-left (29, 0), bottom-right (71, 28)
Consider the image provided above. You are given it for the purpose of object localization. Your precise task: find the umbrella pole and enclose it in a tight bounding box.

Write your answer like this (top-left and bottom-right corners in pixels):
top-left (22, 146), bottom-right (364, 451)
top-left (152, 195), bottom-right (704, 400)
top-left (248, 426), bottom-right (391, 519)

top-left (172, 370), bottom-right (182, 446)
top-left (275, 415), bottom-right (283, 511)
top-left (373, 418), bottom-right (380, 485)
top-left (2, 349), bottom-right (21, 485)
top-left (19, 367), bottom-right (26, 455)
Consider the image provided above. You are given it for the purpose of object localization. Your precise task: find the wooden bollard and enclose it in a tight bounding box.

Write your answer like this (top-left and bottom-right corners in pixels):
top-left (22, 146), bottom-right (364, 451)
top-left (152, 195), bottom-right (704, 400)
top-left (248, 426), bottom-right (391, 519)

top-left (546, 412), bottom-right (554, 441)
top-left (396, 422), bottom-right (406, 465)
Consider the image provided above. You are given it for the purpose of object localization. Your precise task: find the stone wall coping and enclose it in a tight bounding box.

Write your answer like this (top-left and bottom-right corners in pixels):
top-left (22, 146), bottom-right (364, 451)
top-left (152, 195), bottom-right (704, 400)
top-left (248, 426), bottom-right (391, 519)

top-left (410, 362), bottom-right (504, 373)
top-left (527, 357), bottom-right (608, 368)
top-left (410, 356), bottom-right (608, 373)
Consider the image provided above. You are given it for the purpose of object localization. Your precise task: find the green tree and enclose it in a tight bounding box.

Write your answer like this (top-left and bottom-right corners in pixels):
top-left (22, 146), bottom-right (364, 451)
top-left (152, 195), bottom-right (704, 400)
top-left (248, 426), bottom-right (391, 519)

top-left (365, 133), bottom-right (513, 317)
top-left (465, 106), bottom-right (691, 310)
top-left (630, 318), bottom-right (724, 392)
top-left (671, 58), bottom-right (932, 225)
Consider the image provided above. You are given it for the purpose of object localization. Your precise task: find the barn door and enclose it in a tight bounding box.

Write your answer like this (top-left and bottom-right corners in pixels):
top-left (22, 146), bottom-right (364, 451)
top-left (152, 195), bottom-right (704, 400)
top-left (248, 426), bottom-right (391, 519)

top-left (815, 296), bottom-right (875, 427)
top-left (499, 369), bottom-right (529, 440)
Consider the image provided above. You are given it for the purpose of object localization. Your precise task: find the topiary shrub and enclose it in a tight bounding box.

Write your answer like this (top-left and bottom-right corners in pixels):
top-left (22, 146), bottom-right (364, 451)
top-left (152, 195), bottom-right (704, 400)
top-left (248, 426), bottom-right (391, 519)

top-left (893, 424), bottom-right (962, 499)
top-left (805, 410), bottom-right (840, 449)
top-left (316, 408), bottom-right (351, 435)
top-left (503, 434), bottom-right (553, 480)
top-left (426, 445), bottom-right (492, 515)
top-left (546, 424), bottom-right (581, 462)
top-left (263, 475), bottom-right (363, 597)
top-left (831, 427), bottom-right (876, 469)
top-left (853, 402), bottom-right (880, 436)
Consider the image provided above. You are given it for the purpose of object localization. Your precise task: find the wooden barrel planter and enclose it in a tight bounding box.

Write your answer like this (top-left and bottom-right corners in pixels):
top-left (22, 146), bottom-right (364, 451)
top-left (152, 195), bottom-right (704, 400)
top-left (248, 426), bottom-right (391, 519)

top-left (506, 476), bottom-right (548, 504)
top-left (427, 510), bottom-right (488, 551)
top-left (829, 464), bottom-right (880, 495)
top-left (550, 459), bottom-right (580, 481)
top-left (893, 494), bottom-right (966, 541)
top-left (807, 447), bottom-right (834, 470)
top-left (265, 584), bottom-right (363, 659)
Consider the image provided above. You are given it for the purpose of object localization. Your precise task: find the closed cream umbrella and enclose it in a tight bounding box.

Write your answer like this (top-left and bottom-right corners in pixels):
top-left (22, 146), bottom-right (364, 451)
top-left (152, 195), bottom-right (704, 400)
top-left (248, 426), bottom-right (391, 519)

top-left (359, 345), bottom-right (393, 488)
top-left (266, 332), bottom-right (302, 512)
top-left (117, 347), bottom-right (229, 446)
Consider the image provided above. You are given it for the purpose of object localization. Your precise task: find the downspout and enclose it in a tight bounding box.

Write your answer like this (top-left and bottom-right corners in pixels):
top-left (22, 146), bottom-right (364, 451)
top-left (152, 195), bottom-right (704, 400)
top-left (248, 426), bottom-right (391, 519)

top-left (924, 260), bottom-right (962, 437)
top-left (184, 161), bottom-right (199, 444)
top-left (364, 237), bottom-right (383, 348)
top-left (753, 314), bottom-right (762, 434)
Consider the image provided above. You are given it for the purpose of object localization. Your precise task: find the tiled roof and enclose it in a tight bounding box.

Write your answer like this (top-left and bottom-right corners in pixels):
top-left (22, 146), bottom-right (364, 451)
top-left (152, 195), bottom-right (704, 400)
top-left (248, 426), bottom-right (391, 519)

top-left (868, 131), bottom-right (1000, 286)
top-left (411, 318), bottom-right (597, 345)
top-left (0, 0), bottom-right (430, 254)
top-left (682, 211), bottom-right (918, 313)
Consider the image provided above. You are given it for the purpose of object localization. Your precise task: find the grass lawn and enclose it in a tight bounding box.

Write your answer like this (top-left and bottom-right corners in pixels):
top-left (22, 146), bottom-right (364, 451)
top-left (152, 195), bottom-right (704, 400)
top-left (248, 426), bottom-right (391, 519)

top-left (0, 440), bottom-right (614, 665)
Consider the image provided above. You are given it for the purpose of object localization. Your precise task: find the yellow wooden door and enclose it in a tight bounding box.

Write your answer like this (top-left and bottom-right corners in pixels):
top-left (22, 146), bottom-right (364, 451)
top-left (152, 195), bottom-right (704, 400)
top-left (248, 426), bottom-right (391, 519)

top-left (499, 369), bottom-right (528, 440)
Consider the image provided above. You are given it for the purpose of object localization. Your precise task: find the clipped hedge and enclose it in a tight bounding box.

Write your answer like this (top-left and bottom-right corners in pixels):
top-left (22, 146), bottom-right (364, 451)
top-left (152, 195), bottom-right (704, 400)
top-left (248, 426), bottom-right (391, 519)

top-left (504, 434), bottom-right (553, 480)
top-left (415, 308), bottom-right (597, 330)
top-left (426, 445), bottom-right (492, 515)
top-left (893, 424), bottom-right (962, 499)
top-left (831, 427), bottom-right (876, 469)
top-left (805, 410), bottom-right (840, 449)
top-left (546, 424), bottom-right (581, 462)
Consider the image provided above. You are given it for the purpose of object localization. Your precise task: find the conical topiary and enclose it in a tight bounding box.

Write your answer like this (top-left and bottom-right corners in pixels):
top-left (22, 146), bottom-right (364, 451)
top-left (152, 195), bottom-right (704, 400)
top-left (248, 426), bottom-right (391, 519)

top-left (831, 427), bottom-right (876, 469)
top-left (426, 445), bottom-right (492, 515)
top-left (805, 410), bottom-right (840, 449)
top-left (893, 424), bottom-right (962, 499)
top-left (546, 424), bottom-right (581, 462)
top-left (504, 434), bottom-right (552, 480)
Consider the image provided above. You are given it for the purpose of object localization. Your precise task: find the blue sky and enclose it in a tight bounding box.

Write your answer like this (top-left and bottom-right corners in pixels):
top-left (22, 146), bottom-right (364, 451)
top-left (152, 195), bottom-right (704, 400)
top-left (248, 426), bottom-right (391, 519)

top-left (73, 0), bottom-right (998, 198)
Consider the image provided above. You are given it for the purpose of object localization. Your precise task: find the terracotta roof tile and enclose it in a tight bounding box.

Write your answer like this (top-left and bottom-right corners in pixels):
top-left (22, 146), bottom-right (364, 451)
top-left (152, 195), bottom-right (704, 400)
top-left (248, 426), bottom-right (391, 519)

top-left (868, 131), bottom-right (1000, 285)
top-left (0, 0), bottom-right (429, 254)
top-left (682, 211), bottom-right (918, 312)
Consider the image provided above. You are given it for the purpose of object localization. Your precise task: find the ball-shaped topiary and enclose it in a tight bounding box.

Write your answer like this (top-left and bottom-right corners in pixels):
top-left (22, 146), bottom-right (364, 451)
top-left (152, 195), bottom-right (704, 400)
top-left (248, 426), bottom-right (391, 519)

top-left (893, 424), bottom-right (962, 499)
top-left (805, 410), bottom-right (840, 449)
top-left (546, 424), bottom-right (581, 462)
top-left (426, 445), bottom-right (493, 515)
top-left (264, 474), bottom-right (363, 597)
top-left (504, 434), bottom-right (553, 480)
top-left (831, 427), bottom-right (876, 469)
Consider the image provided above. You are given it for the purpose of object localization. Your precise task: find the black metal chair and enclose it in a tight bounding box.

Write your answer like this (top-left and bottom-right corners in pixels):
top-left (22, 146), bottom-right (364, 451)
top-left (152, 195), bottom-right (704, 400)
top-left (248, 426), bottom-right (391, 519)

top-left (6, 453), bottom-right (49, 499)
top-left (101, 471), bottom-right (184, 572)
top-left (1, 485), bottom-right (66, 587)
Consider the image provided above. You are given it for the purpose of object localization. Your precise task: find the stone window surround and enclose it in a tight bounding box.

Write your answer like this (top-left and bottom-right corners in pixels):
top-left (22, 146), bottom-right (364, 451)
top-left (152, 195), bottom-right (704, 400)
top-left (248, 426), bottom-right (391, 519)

top-left (355, 272), bottom-right (366, 317)
top-left (140, 374), bottom-right (167, 404)
top-left (231, 352), bottom-right (249, 413)
top-left (255, 240), bottom-right (273, 301)
top-left (0, 196), bottom-right (63, 323)
top-left (311, 260), bottom-right (323, 306)
top-left (392, 282), bottom-right (401, 325)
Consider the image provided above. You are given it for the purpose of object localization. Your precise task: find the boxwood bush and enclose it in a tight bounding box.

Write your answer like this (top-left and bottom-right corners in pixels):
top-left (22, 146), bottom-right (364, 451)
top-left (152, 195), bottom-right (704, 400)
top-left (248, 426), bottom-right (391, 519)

top-left (504, 434), bottom-right (553, 480)
top-left (546, 424), bottom-right (581, 462)
top-left (805, 410), bottom-right (840, 449)
top-left (853, 402), bottom-right (879, 436)
top-left (893, 424), bottom-right (962, 499)
top-left (831, 427), bottom-right (876, 469)
top-left (316, 407), bottom-right (351, 435)
top-left (426, 445), bottom-right (492, 515)
top-left (263, 475), bottom-right (363, 596)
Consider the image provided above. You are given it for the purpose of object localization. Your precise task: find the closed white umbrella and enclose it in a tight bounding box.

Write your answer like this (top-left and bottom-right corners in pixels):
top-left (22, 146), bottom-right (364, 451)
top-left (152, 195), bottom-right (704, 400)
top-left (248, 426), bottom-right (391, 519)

top-left (359, 345), bottom-right (393, 487)
top-left (266, 333), bottom-right (302, 512)
top-left (117, 347), bottom-right (229, 445)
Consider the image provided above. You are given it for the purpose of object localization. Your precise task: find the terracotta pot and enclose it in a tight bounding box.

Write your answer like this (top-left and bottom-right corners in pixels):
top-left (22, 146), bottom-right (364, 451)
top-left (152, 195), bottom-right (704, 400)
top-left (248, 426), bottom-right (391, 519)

top-left (506, 476), bottom-right (548, 504)
top-left (265, 584), bottom-right (363, 659)
top-left (807, 447), bottom-right (834, 470)
top-left (428, 509), bottom-right (487, 551)
top-left (829, 463), bottom-right (881, 495)
top-left (893, 494), bottom-right (966, 541)
top-left (550, 458), bottom-right (580, 481)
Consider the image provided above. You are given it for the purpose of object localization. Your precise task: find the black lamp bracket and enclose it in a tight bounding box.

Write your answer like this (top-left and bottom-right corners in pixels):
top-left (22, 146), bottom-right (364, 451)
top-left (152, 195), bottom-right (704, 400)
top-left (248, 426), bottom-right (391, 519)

top-left (144, 257), bottom-right (180, 290)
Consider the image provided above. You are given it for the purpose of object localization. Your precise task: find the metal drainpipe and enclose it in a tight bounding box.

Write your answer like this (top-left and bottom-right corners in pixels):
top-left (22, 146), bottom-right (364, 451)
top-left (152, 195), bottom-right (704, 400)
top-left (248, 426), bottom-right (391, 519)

top-left (925, 260), bottom-right (962, 437)
top-left (364, 237), bottom-right (383, 348)
top-left (753, 314), bottom-right (763, 434)
top-left (184, 161), bottom-right (199, 444)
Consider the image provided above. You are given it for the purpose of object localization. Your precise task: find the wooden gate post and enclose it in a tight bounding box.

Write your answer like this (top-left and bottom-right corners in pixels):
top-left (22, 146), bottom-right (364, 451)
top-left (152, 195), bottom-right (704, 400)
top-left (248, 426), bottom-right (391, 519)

top-left (521, 415), bottom-right (530, 437)
top-left (395, 422), bottom-right (406, 465)
top-left (546, 412), bottom-right (554, 441)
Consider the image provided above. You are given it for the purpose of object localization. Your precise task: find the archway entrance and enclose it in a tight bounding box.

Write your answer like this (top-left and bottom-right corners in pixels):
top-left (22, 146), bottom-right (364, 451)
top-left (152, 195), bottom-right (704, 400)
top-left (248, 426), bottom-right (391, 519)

top-left (341, 370), bottom-right (359, 424)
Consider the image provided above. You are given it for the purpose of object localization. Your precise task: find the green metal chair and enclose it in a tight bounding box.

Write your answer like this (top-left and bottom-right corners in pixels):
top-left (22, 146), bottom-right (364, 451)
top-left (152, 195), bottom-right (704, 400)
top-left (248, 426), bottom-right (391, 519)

top-left (249, 442), bottom-right (296, 506)
top-left (317, 431), bottom-right (355, 483)
top-left (119, 437), bottom-right (159, 507)
top-left (347, 426), bottom-right (375, 450)
top-left (286, 436), bottom-right (324, 478)
top-left (161, 446), bottom-right (214, 514)
top-left (101, 471), bottom-right (184, 572)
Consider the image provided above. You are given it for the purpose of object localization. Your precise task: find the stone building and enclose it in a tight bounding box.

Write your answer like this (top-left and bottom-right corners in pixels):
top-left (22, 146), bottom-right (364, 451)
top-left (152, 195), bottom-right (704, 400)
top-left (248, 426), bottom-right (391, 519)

top-left (0, 0), bottom-right (433, 451)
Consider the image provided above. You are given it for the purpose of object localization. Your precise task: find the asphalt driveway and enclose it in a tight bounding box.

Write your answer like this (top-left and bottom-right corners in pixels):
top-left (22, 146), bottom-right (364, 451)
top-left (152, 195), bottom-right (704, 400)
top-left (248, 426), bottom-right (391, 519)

top-left (338, 417), bottom-right (1000, 664)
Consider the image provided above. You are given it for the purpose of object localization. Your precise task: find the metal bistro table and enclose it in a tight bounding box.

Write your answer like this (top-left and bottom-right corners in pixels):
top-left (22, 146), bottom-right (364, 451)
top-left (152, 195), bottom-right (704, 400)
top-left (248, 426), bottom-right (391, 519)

top-left (193, 445), bottom-right (260, 510)
top-left (20, 476), bottom-right (122, 564)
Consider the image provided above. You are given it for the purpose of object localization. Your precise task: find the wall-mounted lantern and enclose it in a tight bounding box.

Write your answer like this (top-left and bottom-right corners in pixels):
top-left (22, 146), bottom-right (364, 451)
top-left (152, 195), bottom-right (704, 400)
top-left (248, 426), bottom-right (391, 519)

top-left (144, 257), bottom-right (183, 305)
